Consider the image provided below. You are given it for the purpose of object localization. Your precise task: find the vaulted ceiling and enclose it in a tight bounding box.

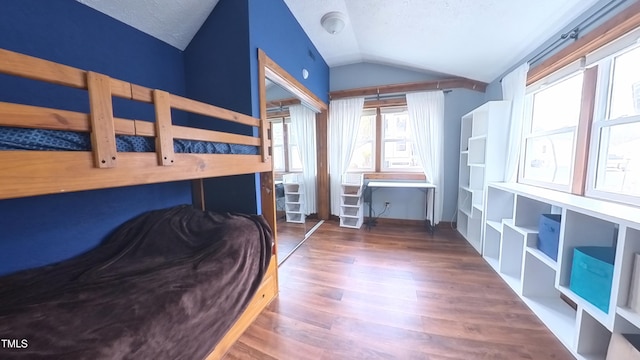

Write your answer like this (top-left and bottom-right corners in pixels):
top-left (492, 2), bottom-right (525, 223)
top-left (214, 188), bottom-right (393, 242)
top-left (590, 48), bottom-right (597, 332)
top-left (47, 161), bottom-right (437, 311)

top-left (76, 0), bottom-right (601, 83)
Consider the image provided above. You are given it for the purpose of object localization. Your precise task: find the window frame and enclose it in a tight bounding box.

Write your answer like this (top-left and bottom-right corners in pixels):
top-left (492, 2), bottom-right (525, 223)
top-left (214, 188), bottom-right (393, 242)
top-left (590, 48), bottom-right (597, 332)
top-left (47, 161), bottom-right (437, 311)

top-left (586, 44), bottom-right (640, 206)
top-left (380, 106), bottom-right (422, 172)
top-left (518, 71), bottom-right (584, 192)
top-left (347, 102), bottom-right (422, 174)
top-left (347, 108), bottom-right (377, 172)
top-left (271, 120), bottom-right (286, 172)
top-left (270, 116), bottom-right (302, 174)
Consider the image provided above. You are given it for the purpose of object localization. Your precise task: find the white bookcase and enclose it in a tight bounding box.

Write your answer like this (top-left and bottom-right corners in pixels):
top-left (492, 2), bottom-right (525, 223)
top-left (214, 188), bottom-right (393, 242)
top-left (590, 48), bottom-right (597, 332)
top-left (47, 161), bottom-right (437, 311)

top-left (458, 101), bottom-right (511, 253)
top-left (485, 182), bottom-right (640, 359)
top-left (339, 173), bottom-right (364, 229)
top-left (282, 173), bottom-right (305, 223)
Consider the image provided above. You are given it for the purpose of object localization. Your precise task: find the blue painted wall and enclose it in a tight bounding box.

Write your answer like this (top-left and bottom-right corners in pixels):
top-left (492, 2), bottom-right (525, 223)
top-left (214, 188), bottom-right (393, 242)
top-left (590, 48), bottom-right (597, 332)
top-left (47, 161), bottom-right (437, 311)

top-left (0, 0), bottom-right (192, 275)
top-left (183, 0), bottom-right (258, 215)
top-left (183, 0), bottom-right (330, 215)
top-left (184, 0), bottom-right (252, 134)
top-left (248, 0), bottom-right (330, 115)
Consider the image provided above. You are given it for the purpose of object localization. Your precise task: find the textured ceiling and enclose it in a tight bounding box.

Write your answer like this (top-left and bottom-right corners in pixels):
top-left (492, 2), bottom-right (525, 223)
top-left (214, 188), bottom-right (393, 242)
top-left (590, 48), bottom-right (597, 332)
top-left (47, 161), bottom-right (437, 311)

top-left (284, 0), bottom-right (601, 82)
top-left (76, 0), bottom-right (219, 50)
top-left (76, 0), bottom-right (601, 82)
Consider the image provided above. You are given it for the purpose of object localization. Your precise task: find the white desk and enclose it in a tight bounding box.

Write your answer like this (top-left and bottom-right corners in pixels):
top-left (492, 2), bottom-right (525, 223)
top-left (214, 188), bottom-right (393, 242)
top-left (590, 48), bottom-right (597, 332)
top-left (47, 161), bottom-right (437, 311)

top-left (365, 181), bottom-right (436, 233)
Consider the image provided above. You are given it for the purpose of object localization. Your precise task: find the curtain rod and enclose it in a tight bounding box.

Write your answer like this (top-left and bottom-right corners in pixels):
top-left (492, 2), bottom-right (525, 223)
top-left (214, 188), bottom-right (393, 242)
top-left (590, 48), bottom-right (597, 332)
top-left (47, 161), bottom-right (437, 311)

top-left (528, 0), bottom-right (628, 65)
top-left (362, 91), bottom-right (452, 102)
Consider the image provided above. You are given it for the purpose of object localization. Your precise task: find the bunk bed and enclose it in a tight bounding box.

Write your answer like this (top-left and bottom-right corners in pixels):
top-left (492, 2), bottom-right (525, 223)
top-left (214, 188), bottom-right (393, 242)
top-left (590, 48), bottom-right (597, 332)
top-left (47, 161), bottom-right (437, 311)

top-left (0, 48), bottom-right (278, 359)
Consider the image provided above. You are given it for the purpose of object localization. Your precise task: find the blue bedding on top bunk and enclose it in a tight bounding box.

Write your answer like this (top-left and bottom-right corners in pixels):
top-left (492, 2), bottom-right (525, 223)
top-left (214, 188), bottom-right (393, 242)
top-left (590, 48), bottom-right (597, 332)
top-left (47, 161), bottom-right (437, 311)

top-left (0, 127), bottom-right (258, 154)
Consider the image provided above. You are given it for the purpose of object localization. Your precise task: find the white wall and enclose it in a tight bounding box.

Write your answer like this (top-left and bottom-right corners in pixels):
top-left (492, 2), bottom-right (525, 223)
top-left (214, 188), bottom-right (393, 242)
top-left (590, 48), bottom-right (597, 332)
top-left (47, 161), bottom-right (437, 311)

top-left (331, 62), bottom-right (448, 91)
top-left (330, 63), bottom-right (485, 222)
top-left (484, 0), bottom-right (636, 103)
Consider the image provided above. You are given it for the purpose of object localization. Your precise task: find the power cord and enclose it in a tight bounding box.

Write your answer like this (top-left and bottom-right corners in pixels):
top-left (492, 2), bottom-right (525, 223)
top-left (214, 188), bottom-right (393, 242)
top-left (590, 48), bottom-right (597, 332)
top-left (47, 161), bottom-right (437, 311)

top-left (367, 202), bottom-right (391, 225)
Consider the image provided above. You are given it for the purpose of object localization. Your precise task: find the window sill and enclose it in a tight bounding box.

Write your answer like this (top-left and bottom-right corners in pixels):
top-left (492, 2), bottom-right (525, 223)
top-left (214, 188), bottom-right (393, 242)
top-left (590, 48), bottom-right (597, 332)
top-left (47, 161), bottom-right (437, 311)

top-left (363, 172), bottom-right (426, 181)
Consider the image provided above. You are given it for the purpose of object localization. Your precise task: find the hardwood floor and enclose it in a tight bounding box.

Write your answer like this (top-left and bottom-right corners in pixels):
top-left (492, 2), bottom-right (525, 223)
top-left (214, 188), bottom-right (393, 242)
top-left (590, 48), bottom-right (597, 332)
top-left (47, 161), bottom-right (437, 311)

top-left (224, 221), bottom-right (573, 359)
top-left (276, 220), bottom-right (306, 262)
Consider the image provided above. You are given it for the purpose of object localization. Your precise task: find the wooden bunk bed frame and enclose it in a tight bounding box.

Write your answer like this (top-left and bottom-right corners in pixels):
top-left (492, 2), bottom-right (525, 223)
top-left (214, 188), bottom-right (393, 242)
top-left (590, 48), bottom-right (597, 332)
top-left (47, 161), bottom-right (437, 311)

top-left (0, 48), bottom-right (279, 360)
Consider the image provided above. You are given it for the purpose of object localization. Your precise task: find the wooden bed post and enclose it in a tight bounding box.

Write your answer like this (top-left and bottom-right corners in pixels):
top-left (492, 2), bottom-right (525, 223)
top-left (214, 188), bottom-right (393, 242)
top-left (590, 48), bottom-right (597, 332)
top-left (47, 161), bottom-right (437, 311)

top-left (87, 72), bottom-right (117, 168)
top-left (153, 90), bottom-right (175, 166)
top-left (258, 51), bottom-right (270, 164)
top-left (191, 179), bottom-right (205, 211)
top-left (260, 171), bottom-right (278, 261)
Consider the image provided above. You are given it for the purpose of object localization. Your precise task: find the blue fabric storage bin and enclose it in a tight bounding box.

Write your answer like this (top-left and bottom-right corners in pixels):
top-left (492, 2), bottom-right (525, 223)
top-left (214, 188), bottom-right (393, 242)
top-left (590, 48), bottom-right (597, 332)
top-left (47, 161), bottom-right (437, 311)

top-left (569, 246), bottom-right (615, 313)
top-left (537, 214), bottom-right (561, 261)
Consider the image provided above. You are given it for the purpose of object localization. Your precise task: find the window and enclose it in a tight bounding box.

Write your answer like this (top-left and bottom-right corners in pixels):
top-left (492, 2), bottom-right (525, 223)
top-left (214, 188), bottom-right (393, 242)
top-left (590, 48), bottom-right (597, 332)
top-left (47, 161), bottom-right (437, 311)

top-left (270, 118), bottom-right (301, 173)
top-left (347, 105), bottom-right (421, 172)
top-left (348, 109), bottom-right (376, 171)
top-left (588, 44), bottom-right (640, 203)
top-left (381, 107), bottom-right (421, 171)
top-left (520, 72), bottom-right (584, 190)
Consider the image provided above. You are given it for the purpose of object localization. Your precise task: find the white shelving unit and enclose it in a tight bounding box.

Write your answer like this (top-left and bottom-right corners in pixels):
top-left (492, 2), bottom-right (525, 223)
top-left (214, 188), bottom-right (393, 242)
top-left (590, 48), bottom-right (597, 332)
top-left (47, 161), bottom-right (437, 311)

top-left (457, 101), bottom-right (510, 253)
top-left (484, 182), bottom-right (640, 359)
top-left (339, 173), bottom-right (364, 229)
top-left (282, 173), bottom-right (305, 223)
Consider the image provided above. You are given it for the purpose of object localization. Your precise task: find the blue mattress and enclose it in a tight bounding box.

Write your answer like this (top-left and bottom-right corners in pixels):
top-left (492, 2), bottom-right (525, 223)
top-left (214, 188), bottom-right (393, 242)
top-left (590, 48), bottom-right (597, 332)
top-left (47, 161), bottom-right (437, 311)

top-left (0, 127), bottom-right (258, 155)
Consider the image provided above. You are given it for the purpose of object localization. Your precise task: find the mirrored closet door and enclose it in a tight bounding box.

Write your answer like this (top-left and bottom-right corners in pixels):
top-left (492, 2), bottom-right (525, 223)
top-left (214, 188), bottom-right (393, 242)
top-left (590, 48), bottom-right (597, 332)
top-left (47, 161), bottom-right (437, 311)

top-left (266, 79), bottom-right (321, 263)
top-left (259, 50), bottom-right (327, 265)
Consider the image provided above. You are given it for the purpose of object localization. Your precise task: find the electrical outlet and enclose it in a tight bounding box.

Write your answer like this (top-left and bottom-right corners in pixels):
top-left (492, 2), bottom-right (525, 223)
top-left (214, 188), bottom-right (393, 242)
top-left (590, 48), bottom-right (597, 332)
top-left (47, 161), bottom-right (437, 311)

top-left (384, 201), bottom-right (390, 207)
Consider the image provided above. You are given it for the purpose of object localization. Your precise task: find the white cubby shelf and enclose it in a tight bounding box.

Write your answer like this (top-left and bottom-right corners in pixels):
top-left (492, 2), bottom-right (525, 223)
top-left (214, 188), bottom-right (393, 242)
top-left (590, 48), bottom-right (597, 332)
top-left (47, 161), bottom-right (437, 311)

top-left (339, 173), bottom-right (364, 229)
top-left (457, 101), bottom-right (511, 254)
top-left (283, 173), bottom-right (305, 224)
top-left (483, 181), bottom-right (640, 359)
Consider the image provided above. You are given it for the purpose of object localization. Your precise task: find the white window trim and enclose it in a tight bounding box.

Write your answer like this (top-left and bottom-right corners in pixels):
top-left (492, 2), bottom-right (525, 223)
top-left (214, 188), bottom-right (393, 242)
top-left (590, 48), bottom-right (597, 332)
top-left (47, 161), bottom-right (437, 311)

top-left (347, 109), bottom-right (376, 172)
top-left (518, 79), bottom-right (580, 192)
top-left (586, 47), bottom-right (640, 206)
top-left (587, 115), bottom-right (640, 205)
top-left (380, 107), bottom-right (422, 172)
top-left (518, 130), bottom-right (578, 192)
top-left (270, 117), bottom-right (302, 173)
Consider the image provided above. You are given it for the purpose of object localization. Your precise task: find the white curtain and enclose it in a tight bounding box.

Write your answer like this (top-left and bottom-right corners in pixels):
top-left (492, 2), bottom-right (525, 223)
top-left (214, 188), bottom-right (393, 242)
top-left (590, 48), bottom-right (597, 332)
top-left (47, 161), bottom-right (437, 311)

top-left (501, 62), bottom-right (529, 182)
top-left (329, 97), bottom-right (365, 216)
top-left (289, 104), bottom-right (317, 215)
top-left (406, 91), bottom-right (445, 224)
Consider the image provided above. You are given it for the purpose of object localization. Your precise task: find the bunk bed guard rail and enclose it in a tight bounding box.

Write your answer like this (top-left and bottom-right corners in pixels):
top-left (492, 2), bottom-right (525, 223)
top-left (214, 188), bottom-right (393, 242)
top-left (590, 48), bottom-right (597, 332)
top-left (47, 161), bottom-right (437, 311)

top-left (0, 48), bottom-right (272, 199)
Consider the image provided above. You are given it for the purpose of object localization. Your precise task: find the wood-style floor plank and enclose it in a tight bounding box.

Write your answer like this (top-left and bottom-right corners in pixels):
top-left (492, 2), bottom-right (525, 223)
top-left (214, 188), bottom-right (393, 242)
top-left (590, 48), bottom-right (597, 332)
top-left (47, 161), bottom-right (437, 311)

top-left (224, 221), bottom-right (572, 360)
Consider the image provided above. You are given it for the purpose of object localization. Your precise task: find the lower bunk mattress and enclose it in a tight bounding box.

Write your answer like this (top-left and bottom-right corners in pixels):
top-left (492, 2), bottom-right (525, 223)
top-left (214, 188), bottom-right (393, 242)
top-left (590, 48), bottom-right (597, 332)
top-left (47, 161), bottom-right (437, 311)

top-left (0, 127), bottom-right (258, 154)
top-left (0, 205), bottom-right (273, 360)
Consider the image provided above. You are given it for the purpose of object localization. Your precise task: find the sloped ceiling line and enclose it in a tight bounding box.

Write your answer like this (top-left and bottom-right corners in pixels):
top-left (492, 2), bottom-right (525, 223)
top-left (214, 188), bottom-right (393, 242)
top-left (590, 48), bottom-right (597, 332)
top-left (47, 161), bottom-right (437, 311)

top-left (75, 0), bottom-right (602, 82)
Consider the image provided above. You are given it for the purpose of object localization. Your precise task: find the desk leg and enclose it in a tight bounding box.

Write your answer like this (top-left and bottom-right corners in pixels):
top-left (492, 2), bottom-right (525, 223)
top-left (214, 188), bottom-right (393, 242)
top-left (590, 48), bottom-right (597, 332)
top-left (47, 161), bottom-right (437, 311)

top-left (431, 188), bottom-right (435, 234)
top-left (366, 186), bottom-right (373, 230)
top-left (425, 187), bottom-right (435, 235)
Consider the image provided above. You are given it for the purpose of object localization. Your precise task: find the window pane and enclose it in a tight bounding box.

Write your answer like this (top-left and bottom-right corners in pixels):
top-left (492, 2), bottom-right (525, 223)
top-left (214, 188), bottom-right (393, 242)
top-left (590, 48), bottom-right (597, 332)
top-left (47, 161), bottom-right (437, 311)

top-left (358, 112), bottom-right (375, 142)
top-left (347, 111), bottom-right (375, 171)
top-left (595, 122), bottom-right (640, 196)
top-left (289, 145), bottom-right (302, 171)
top-left (531, 73), bottom-right (584, 132)
top-left (383, 140), bottom-right (420, 169)
top-left (382, 108), bottom-right (420, 170)
top-left (286, 121), bottom-right (297, 145)
top-left (383, 108), bottom-right (409, 140)
top-left (273, 145), bottom-right (285, 171)
top-left (272, 122), bottom-right (284, 146)
top-left (609, 46), bottom-right (640, 119)
top-left (523, 131), bottom-right (575, 185)
top-left (349, 142), bottom-right (374, 170)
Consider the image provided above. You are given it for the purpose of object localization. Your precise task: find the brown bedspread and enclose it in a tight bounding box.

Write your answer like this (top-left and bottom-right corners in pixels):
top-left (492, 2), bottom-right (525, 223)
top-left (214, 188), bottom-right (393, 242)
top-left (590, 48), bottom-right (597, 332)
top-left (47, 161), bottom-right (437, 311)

top-left (0, 205), bottom-right (272, 360)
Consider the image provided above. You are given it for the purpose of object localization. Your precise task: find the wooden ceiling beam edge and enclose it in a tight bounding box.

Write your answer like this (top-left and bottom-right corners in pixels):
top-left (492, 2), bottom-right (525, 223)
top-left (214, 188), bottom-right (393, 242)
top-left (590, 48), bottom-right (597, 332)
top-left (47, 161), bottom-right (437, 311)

top-left (266, 98), bottom-right (301, 109)
top-left (329, 77), bottom-right (487, 100)
top-left (528, 1), bottom-right (640, 85)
